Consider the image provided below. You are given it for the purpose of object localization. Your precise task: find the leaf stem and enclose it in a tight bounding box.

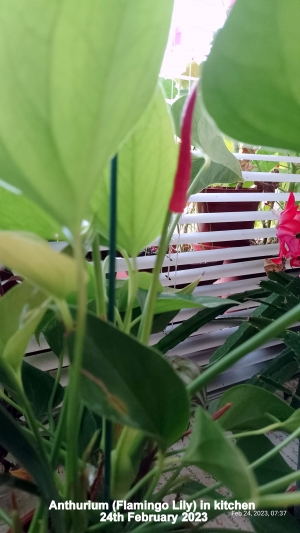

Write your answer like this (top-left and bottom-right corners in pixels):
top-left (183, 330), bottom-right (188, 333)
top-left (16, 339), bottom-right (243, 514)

top-left (187, 302), bottom-right (300, 396)
top-left (65, 234), bottom-right (87, 502)
top-left (0, 508), bottom-right (13, 528)
top-left (92, 233), bottom-right (107, 319)
top-left (144, 449), bottom-right (165, 500)
top-left (47, 350), bottom-right (64, 433)
top-left (138, 212), bottom-right (171, 344)
top-left (258, 470), bottom-right (300, 495)
top-left (56, 299), bottom-right (73, 332)
top-left (247, 425), bottom-right (300, 472)
top-left (258, 492), bottom-right (300, 508)
top-left (228, 422), bottom-right (283, 440)
top-left (123, 253), bottom-right (138, 333)
top-left (104, 154), bottom-right (118, 506)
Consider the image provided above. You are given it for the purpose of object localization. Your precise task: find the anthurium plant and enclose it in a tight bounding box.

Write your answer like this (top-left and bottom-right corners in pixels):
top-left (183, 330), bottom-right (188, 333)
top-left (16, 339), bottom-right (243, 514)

top-left (2, 2), bottom-right (300, 533)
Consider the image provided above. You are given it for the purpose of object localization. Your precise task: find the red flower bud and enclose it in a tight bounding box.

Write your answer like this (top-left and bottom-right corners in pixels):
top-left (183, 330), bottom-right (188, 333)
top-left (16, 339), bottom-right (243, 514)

top-left (169, 83), bottom-right (198, 213)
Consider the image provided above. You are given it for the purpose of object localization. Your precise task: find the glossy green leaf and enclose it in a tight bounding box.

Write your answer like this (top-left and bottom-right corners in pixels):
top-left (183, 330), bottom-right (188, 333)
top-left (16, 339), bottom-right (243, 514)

top-left (67, 312), bottom-right (190, 449)
top-left (152, 292), bottom-right (237, 314)
top-left (171, 93), bottom-right (242, 182)
top-left (183, 407), bottom-right (257, 499)
top-left (92, 86), bottom-right (177, 256)
top-left (22, 362), bottom-right (64, 420)
top-left (216, 385), bottom-right (294, 432)
top-left (0, 405), bottom-right (64, 532)
top-left (0, 187), bottom-right (63, 239)
top-left (202, 0), bottom-right (300, 152)
top-left (0, 0), bottom-right (174, 231)
top-left (0, 232), bottom-right (78, 298)
top-left (154, 287), bottom-right (269, 355)
top-left (0, 282), bottom-right (47, 377)
top-left (237, 435), bottom-right (292, 489)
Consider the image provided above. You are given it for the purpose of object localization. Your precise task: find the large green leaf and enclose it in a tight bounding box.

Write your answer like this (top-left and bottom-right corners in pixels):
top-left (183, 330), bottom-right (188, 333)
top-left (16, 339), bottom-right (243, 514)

top-left (0, 0), bottom-right (174, 231)
top-left (202, 0), bottom-right (300, 152)
top-left (0, 187), bottom-right (63, 239)
top-left (0, 232), bottom-right (78, 298)
top-left (92, 86), bottom-right (177, 256)
top-left (171, 92), bottom-right (242, 183)
top-left (183, 407), bottom-right (257, 499)
top-left (0, 282), bottom-right (47, 377)
top-left (67, 312), bottom-right (190, 449)
top-left (0, 405), bottom-right (64, 532)
top-left (237, 435), bottom-right (292, 489)
top-left (216, 385), bottom-right (294, 432)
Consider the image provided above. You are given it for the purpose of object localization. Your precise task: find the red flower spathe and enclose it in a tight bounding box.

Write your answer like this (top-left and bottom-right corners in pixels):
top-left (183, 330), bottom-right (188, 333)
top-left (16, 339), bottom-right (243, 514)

top-left (272, 192), bottom-right (300, 267)
top-left (169, 83), bottom-right (198, 213)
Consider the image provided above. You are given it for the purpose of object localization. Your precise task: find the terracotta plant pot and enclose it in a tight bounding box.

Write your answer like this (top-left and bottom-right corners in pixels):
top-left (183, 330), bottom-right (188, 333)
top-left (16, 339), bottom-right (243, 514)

top-left (197, 187), bottom-right (260, 248)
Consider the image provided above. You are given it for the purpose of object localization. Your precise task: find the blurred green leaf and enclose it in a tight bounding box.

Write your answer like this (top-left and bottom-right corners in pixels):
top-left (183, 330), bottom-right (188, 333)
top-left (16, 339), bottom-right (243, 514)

top-left (0, 232), bottom-right (79, 298)
top-left (183, 407), bottom-right (257, 499)
top-left (67, 312), bottom-right (190, 449)
top-left (0, 282), bottom-right (47, 377)
top-left (0, 187), bottom-right (63, 239)
top-left (92, 86), bottom-right (177, 256)
top-left (0, 0), bottom-right (174, 231)
top-left (202, 0), bottom-right (300, 152)
top-left (216, 385), bottom-right (294, 432)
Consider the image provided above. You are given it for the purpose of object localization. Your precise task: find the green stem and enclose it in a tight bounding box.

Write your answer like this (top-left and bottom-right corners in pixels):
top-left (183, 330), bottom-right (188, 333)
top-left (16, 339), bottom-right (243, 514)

top-left (123, 254), bottom-right (138, 333)
top-left (17, 385), bottom-right (50, 466)
top-left (145, 450), bottom-right (166, 501)
top-left (153, 466), bottom-right (182, 501)
top-left (249, 425), bottom-right (300, 471)
top-left (47, 349), bottom-right (64, 433)
top-left (0, 388), bottom-right (24, 415)
top-left (92, 233), bottom-right (107, 319)
top-left (66, 234), bottom-right (87, 502)
top-left (123, 467), bottom-right (157, 502)
top-left (258, 470), bottom-right (300, 495)
top-left (129, 314), bottom-right (142, 329)
top-left (0, 509), bottom-right (13, 528)
top-left (187, 302), bottom-right (300, 397)
top-left (56, 299), bottom-right (73, 332)
top-left (27, 502), bottom-right (44, 533)
top-left (138, 212), bottom-right (171, 344)
top-left (258, 493), bottom-right (300, 508)
top-left (50, 396), bottom-right (68, 469)
top-left (228, 422), bottom-right (283, 440)
top-left (186, 481), bottom-right (221, 501)
top-left (114, 306), bottom-right (124, 329)
top-left (104, 154), bottom-right (118, 506)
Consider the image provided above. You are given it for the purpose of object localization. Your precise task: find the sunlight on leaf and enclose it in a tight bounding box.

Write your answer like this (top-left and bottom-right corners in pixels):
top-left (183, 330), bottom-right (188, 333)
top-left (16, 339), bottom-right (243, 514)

top-left (0, 232), bottom-right (79, 298)
top-left (0, 0), bottom-right (174, 232)
top-left (92, 86), bottom-right (177, 256)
